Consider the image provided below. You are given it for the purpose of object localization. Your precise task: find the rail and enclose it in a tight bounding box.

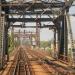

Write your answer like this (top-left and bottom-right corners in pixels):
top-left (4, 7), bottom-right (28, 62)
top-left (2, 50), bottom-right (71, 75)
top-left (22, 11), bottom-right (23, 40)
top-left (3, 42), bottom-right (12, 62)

top-left (11, 47), bottom-right (34, 75)
top-left (12, 51), bottom-right (20, 75)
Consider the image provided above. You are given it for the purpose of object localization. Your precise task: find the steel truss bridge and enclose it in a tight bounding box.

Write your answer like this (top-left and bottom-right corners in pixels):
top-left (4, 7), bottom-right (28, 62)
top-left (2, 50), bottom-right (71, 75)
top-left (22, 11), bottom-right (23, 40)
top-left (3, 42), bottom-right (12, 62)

top-left (0, 0), bottom-right (75, 69)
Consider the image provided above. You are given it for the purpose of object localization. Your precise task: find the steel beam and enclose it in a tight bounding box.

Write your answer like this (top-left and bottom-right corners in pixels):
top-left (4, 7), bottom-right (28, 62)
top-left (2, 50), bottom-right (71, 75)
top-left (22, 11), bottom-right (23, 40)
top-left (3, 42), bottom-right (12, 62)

top-left (8, 18), bottom-right (53, 22)
top-left (8, 11), bottom-right (53, 15)
top-left (10, 25), bottom-right (55, 28)
top-left (0, 2), bottom-right (65, 7)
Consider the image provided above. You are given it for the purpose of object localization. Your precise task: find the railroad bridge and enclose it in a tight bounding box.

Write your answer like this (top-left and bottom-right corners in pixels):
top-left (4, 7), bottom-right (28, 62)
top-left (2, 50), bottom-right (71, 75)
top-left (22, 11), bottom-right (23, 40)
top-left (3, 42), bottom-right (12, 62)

top-left (0, 0), bottom-right (75, 75)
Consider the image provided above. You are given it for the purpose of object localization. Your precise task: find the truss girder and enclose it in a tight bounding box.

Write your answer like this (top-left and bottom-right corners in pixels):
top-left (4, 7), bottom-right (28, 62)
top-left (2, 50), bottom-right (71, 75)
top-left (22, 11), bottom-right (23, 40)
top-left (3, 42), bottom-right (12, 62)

top-left (1, 2), bottom-right (65, 8)
top-left (9, 11), bottom-right (53, 15)
top-left (8, 18), bottom-right (53, 22)
top-left (10, 25), bottom-right (55, 28)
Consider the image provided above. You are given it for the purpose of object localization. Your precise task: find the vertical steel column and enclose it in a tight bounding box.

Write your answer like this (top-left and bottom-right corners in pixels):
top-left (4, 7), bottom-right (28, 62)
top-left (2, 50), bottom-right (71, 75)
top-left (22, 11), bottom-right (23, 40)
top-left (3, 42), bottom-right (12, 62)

top-left (55, 20), bottom-right (61, 58)
top-left (67, 14), bottom-right (75, 66)
top-left (36, 15), bottom-right (40, 47)
top-left (58, 15), bottom-right (68, 59)
top-left (0, 14), bottom-right (5, 69)
top-left (53, 29), bottom-right (57, 58)
top-left (64, 15), bottom-right (68, 60)
top-left (0, 0), bottom-right (2, 69)
top-left (11, 27), bottom-right (14, 49)
top-left (58, 15), bottom-right (65, 59)
top-left (30, 32), bottom-right (32, 45)
top-left (54, 29), bottom-right (56, 52)
top-left (18, 30), bottom-right (21, 45)
top-left (23, 30), bottom-right (26, 45)
top-left (4, 25), bottom-right (9, 61)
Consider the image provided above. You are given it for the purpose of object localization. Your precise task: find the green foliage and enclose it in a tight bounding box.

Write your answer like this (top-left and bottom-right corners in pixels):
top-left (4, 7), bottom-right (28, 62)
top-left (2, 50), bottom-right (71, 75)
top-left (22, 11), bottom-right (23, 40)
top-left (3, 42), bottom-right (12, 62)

top-left (14, 39), bottom-right (20, 47)
top-left (8, 33), bottom-right (14, 53)
top-left (40, 41), bottom-right (51, 49)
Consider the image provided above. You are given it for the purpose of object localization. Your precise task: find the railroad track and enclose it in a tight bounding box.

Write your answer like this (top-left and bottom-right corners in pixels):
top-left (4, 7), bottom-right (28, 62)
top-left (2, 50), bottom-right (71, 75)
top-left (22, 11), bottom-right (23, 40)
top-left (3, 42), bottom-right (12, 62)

top-left (7, 47), bottom-right (74, 75)
top-left (25, 47), bottom-right (71, 75)
top-left (25, 48), bottom-right (55, 75)
top-left (17, 47), bottom-right (54, 75)
top-left (8, 49), bottom-right (20, 75)
top-left (11, 47), bottom-right (34, 75)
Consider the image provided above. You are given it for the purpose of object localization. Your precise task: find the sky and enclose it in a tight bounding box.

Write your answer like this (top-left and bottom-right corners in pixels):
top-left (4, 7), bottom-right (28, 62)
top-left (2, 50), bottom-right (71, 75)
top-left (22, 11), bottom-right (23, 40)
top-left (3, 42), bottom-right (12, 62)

top-left (8, 0), bottom-right (75, 41)
top-left (70, 16), bottom-right (75, 39)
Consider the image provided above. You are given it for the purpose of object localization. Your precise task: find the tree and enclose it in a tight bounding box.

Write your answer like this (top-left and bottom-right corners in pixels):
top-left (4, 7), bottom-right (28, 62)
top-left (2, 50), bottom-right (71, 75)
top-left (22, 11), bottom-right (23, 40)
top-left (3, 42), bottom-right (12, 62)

top-left (40, 41), bottom-right (51, 50)
top-left (8, 33), bottom-right (14, 53)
